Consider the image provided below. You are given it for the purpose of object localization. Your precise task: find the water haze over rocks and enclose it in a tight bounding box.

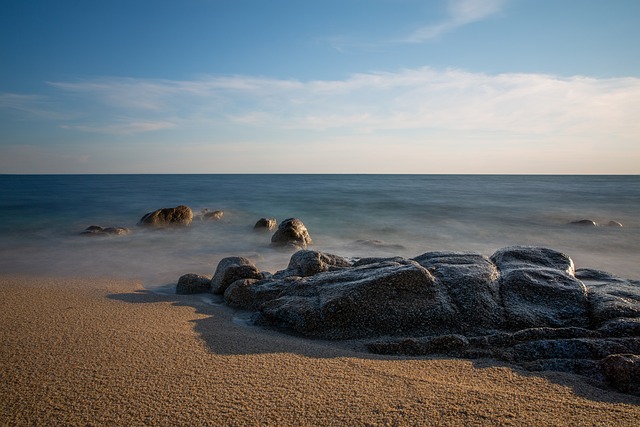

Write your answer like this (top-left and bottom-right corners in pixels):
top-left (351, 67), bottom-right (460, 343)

top-left (0, 174), bottom-right (638, 285)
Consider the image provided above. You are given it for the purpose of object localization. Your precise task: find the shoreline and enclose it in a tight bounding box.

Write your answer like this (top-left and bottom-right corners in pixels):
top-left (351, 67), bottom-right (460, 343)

top-left (2, 274), bottom-right (639, 425)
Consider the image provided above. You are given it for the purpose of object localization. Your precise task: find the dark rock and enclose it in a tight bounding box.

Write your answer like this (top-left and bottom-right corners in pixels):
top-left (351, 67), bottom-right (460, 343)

top-left (254, 218), bottom-right (277, 231)
top-left (223, 279), bottom-right (262, 309)
top-left (601, 354), bottom-right (640, 395)
top-left (139, 205), bottom-right (193, 227)
top-left (569, 219), bottom-right (598, 227)
top-left (607, 220), bottom-right (623, 228)
top-left (203, 210), bottom-right (224, 221)
top-left (255, 259), bottom-right (456, 339)
top-left (577, 268), bottom-right (640, 326)
top-left (176, 273), bottom-right (211, 294)
top-left (278, 250), bottom-right (352, 278)
top-left (413, 252), bottom-right (502, 329)
top-left (210, 257), bottom-right (264, 295)
top-left (491, 246), bottom-right (588, 329)
top-left (270, 218), bottom-right (312, 249)
top-left (178, 245), bottom-right (640, 395)
top-left (81, 225), bottom-right (130, 236)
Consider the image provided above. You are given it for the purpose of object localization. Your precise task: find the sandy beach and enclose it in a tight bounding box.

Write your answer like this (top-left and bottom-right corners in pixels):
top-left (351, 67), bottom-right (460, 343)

top-left (1, 275), bottom-right (639, 426)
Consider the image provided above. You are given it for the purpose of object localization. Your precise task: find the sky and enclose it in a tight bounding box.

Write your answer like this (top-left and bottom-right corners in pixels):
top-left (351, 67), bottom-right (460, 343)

top-left (1, 0), bottom-right (639, 174)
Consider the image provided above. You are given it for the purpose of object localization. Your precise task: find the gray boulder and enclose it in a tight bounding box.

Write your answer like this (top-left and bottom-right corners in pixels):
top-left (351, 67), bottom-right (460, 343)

top-left (177, 273), bottom-right (211, 294)
top-left (270, 218), bottom-right (312, 249)
top-left (278, 250), bottom-right (352, 278)
top-left (491, 246), bottom-right (588, 329)
top-left (139, 205), bottom-right (193, 227)
top-left (601, 354), bottom-right (640, 395)
top-left (210, 256), bottom-right (264, 295)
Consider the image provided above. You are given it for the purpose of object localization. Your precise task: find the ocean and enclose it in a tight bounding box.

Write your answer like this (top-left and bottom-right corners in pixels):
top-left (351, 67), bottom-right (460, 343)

top-left (1, 174), bottom-right (638, 286)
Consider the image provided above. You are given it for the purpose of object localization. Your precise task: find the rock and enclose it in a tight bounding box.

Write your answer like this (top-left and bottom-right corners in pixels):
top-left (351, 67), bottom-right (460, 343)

top-left (278, 250), bottom-right (352, 278)
top-left (576, 269), bottom-right (640, 326)
top-left (203, 210), bottom-right (224, 221)
top-left (270, 218), bottom-right (312, 249)
top-left (491, 246), bottom-right (588, 329)
top-left (254, 218), bottom-right (277, 231)
top-left (81, 225), bottom-right (130, 236)
top-left (176, 273), bottom-right (211, 294)
top-left (569, 219), bottom-right (598, 227)
top-left (177, 246), bottom-right (640, 395)
top-left (210, 257), bottom-right (264, 295)
top-left (607, 220), bottom-right (623, 228)
top-left (601, 354), bottom-right (640, 395)
top-left (413, 252), bottom-right (502, 329)
top-left (139, 205), bottom-right (193, 227)
top-left (255, 259), bottom-right (456, 339)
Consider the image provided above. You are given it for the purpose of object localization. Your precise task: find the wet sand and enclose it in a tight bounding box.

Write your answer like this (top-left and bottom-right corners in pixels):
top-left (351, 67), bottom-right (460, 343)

top-left (1, 275), bottom-right (639, 426)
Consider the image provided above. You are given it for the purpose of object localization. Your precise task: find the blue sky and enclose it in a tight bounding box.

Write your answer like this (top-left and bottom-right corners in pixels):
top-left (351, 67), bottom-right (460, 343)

top-left (1, 0), bottom-right (639, 173)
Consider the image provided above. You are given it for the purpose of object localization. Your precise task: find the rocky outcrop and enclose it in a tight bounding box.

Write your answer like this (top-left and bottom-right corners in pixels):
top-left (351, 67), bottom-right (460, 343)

top-left (81, 225), bottom-right (130, 236)
top-left (139, 205), bottom-right (193, 227)
top-left (177, 246), bottom-right (640, 395)
top-left (270, 218), bottom-right (312, 249)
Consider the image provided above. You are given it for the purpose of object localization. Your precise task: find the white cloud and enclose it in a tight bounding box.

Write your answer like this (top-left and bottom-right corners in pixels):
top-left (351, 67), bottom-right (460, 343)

top-left (404, 0), bottom-right (510, 42)
top-left (15, 68), bottom-right (636, 143)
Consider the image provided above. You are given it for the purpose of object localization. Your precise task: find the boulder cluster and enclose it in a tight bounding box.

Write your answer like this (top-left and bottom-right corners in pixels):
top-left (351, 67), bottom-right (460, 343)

top-left (177, 245), bottom-right (640, 396)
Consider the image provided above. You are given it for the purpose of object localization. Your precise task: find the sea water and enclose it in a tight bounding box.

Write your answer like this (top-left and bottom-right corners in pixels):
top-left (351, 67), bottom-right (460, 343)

top-left (0, 174), bottom-right (638, 286)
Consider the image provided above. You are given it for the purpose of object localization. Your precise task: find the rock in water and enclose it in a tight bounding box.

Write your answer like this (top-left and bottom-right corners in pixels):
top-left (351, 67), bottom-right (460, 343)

top-left (81, 225), bottom-right (130, 236)
top-left (270, 218), bottom-right (312, 249)
top-left (202, 210), bottom-right (224, 221)
top-left (139, 205), bottom-right (193, 227)
top-left (254, 218), bottom-right (277, 231)
top-left (569, 219), bottom-right (598, 227)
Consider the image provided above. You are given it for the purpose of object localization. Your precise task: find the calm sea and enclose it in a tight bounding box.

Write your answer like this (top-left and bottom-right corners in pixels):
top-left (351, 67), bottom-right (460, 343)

top-left (1, 175), bottom-right (638, 286)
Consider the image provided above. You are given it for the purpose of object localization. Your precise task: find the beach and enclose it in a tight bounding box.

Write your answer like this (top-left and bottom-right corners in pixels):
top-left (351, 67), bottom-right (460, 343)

top-left (2, 274), bottom-right (639, 426)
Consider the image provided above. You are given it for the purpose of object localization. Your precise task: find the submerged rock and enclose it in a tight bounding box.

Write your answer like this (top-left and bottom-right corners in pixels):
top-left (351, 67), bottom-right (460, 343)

top-left (270, 218), bottom-right (312, 249)
top-left (139, 205), bottom-right (193, 227)
top-left (202, 210), bottom-right (224, 221)
top-left (569, 219), bottom-right (598, 227)
top-left (81, 225), bottom-right (130, 236)
top-left (607, 220), bottom-right (623, 228)
top-left (254, 218), bottom-right (277, 231)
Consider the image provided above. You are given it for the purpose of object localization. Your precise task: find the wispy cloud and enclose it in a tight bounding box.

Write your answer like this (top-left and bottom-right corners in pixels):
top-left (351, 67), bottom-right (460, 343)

top-left (403, 0), bottom-right (509, 43)
top-left (3, 67), bottom-right (639, 150)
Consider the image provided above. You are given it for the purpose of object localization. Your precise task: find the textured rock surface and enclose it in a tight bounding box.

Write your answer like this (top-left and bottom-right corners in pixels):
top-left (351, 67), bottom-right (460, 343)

top-left (176, 273), bottom-right (211, 295)
top-left (176, 246), bottom-right (640, 394)
top-left (210, 256), bottom-right (265, 295)
top-left (270, 218), bottom-right (312, 249)
top-left (139, 205), bottom-right (193, 227)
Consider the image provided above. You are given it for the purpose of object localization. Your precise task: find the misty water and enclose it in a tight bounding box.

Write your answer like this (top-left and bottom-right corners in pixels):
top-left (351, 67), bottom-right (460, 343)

top-left (0, 174), bottom-right (638, 287)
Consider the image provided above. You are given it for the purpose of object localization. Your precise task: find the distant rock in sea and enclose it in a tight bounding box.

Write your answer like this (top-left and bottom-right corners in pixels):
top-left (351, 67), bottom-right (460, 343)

top-left (569, 219), bottom-right (598, 227)
top-left (254, 218), bottom-right (277, 231)
top-left (176, 245), bottom-right (640, 395)
top-left (139, 205), bottom-right (193, 227)
top-left (81, 225), bottom-right (130, 236)
top-left (202, 210), bottom-right (224, 221)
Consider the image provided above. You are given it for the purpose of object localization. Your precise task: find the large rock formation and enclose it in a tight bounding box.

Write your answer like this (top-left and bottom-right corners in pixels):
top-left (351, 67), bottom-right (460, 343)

top-left (176, 245), bottom-right (640, 395)
top-left (139, 205), bottom-right (193, 227)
